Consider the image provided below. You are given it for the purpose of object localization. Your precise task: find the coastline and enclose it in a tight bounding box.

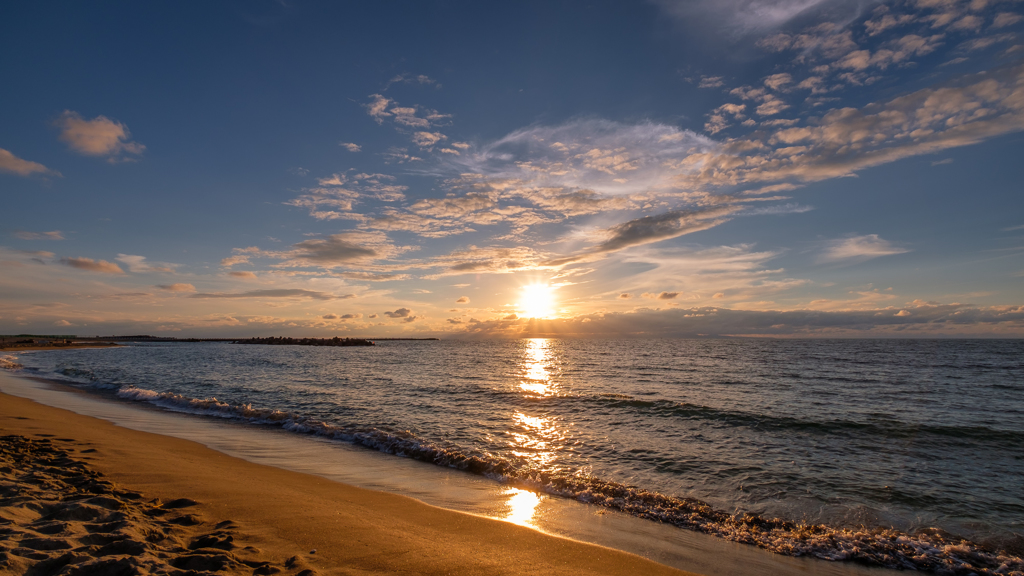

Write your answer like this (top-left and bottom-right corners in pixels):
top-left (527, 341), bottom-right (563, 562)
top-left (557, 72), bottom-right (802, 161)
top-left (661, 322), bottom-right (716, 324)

top-left (0, 387), bottom-right (693, 576)
top-left (0, 368), bottom-right (897, 576)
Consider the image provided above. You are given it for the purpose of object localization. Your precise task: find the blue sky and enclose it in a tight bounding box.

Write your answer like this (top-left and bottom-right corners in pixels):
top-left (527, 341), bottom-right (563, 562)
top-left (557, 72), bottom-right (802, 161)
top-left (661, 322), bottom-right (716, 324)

top-left (2, 0), bottom-right (1023, 337)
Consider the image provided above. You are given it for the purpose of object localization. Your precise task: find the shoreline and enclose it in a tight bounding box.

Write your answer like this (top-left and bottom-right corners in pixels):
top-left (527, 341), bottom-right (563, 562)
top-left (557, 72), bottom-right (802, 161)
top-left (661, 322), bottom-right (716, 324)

top-left (0, 369), bottom-right (895, 576)
top-left (0, 386), bottom-right (694, 576)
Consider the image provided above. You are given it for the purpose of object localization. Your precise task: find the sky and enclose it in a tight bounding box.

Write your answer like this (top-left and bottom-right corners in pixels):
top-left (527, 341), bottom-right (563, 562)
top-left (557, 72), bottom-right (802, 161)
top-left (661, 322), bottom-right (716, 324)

top-left (2, 0), bottom-right (1024, 338)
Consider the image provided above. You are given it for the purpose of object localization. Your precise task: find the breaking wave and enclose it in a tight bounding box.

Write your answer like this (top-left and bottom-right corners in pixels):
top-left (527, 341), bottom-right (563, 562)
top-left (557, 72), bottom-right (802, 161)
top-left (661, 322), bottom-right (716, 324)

top-left (106, 383), bottom-right (1022, 575)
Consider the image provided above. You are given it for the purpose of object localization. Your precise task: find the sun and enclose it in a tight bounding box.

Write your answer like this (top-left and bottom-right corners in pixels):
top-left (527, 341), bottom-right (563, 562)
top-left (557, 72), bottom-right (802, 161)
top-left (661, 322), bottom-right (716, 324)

top-left (519, 284), bottom-right (556, 318)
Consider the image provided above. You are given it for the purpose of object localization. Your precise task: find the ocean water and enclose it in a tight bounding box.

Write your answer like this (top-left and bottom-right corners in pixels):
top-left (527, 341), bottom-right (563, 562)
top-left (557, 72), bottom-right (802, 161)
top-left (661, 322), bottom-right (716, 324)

top-left (9, 338), bottom-right (1024, 572)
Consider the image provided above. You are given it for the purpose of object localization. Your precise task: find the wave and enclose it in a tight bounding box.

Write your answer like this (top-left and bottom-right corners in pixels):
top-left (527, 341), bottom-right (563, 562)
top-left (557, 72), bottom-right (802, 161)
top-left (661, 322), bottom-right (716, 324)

top-left (76, 382), bottom-right (1024, 575)
top-left (581, 394), bottom-right (1024, 446)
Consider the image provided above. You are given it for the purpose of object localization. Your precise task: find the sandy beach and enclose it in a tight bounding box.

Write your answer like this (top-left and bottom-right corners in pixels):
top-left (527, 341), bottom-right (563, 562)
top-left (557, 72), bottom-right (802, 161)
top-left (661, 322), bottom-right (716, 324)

top-left (0, 389), bottom-right (695, 576)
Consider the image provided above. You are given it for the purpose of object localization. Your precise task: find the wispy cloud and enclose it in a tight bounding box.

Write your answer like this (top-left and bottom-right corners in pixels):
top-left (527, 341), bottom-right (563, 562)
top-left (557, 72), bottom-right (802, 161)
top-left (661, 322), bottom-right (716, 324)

top-left (115, 254), bottom-right (176, 273)
top-left (339, 142), bottom-right (361, 152)
top-left (190, 289), bottom-right (355, 300)
top-left (684, 62), bottom-right (1024, 191)
top-left (819, 234), bottom-right (910, 263)
top-left (384, 73), bottom-right (441, 90)
top-left (654, 0), bottom-right (839, 33)
top-left (452, 119), bottom-right (716, 196)
top-left (13, 230), bottom-right (64, 240)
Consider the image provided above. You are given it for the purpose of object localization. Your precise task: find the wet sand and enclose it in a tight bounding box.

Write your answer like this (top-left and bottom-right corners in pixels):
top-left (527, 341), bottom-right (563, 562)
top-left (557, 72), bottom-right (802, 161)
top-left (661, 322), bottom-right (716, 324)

top-left (0, 390), bottom-right (694, 576)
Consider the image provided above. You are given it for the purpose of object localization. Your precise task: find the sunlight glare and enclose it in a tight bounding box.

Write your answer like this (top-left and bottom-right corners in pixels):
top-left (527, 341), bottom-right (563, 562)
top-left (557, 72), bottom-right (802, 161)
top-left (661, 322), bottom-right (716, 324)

top-left (503, 487), bottom-right (542, 526)
top-left (519, 284), bottom-right (555, 318)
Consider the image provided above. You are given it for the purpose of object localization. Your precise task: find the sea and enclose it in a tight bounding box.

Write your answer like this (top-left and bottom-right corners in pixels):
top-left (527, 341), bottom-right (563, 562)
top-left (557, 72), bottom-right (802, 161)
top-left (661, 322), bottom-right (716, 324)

top-left (4, 338), bottom-right (1023, 574)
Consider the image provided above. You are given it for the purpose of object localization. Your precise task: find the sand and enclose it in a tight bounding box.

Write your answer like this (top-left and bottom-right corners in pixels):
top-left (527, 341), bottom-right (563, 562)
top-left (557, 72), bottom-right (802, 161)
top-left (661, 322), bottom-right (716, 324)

top-left (0, 391), bottom-right (695, 576)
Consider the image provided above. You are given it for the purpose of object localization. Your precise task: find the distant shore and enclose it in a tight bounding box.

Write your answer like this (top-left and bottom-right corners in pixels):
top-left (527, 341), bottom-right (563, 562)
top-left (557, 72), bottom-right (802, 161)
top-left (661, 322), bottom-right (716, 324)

top-left (0, 342), bottom-right (120, 352)
top-left (0, 388), bottom-right (692, 576)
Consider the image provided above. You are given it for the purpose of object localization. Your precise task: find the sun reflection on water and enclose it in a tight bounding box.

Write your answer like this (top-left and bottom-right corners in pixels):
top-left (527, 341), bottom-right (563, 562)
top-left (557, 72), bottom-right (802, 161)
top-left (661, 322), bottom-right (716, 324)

top-left (502, 487), bottom-right (542, 526)
top-left (507, 339), bottom-right (570, 477)
top-left (519, 338), bottom-right (555, 396)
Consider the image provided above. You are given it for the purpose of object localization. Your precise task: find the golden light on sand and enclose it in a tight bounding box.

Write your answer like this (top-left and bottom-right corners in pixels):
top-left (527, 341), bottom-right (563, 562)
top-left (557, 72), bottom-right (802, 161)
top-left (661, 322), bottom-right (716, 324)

top-left (502, 487), bottom-right (542, 526)
top-left (519, 284), bottom-right (556, 319)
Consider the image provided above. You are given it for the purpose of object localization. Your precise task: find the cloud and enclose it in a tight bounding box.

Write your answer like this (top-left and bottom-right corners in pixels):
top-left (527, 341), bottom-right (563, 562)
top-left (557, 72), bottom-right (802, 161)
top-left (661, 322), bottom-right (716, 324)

top-left (686, 62), bottom-right (1024, 190)
top-left (706, 103), bottom-right (748, 134)
top-left (284, 232), bottom-right (391, 266)
top-left (819, 234), bottom-right (911, 263)
top-left (992, 12), bottom-right (1023, 28)
top-left (156, 283), bottom-right (196, 292)
top-left (428, 245), bottom-right (545, 277)
top-left (655, 0), bottom-right (837, 32)
top-left (457, 302), bottom-right (1024, 337)
top-left (190, 289), bottom-right (355, 300)
top-left (0, 148), bottom-right (56, 177)
top-left (658, 291), bottom-right (680, 299)
top-left (56, 111), bottom-right (144, 160)
top-left (699, 76), bottom-right (725, 88)
top-left (59, 257), bottom-right (125, 274)
top-left (452, 119), bottom-right (716, 196)
top-left (364, 94), bottom-right (450, 131)
top-left (365, 94), bottom-right (392, 123)
top-left (757, 22), bottom-right (859, 59)
top-left (383, 307), bottom-right (413, 318)
top-left (115, 254), bottom-right (175, 273)
top-left (13, 230), bottom-right (63, 240)
top-left (384, 73), bottom-right (440, 90)
top-left (221, 255), bottom-right (251, 267)
top-left (340, 142), bottom-right (362, 152)
top-left (456, 296), bottom-right (470, 303)
top-left (619, 293), bottom-right (633, 299)
top-left (865, 11), bottom-right (917, 36)
top-left (337, 271), bottom-right (409, 281)
top-left (412, 131), bottom-right (446, 148)
top-left (959, 33), bottom-right (1015, 52)
top-left (322, 312), bottom-right (364, 321)
top-left (54, 319), bottom-right (73, 327)
top-left (763, 73), bottom-right (793, 91)
top-left (544, 206), bottom-right (739, 266)
top-left (228, 271), bottom-right (257, 279)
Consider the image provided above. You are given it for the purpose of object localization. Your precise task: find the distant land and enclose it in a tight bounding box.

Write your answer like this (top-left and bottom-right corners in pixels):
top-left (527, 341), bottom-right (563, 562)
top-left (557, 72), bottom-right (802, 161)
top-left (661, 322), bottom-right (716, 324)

top-left (1, 334), bottom-right (440, 344)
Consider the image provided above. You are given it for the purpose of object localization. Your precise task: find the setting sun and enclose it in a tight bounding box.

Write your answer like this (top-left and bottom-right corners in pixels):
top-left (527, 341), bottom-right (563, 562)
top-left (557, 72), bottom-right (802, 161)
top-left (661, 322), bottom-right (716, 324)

top-left (519, 284), bottom-right (556, 318)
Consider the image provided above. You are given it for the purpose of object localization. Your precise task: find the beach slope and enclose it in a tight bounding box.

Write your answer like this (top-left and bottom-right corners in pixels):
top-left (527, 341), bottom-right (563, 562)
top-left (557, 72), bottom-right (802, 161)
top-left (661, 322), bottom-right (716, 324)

top-left (0, 391), bottom-right (695, 576)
